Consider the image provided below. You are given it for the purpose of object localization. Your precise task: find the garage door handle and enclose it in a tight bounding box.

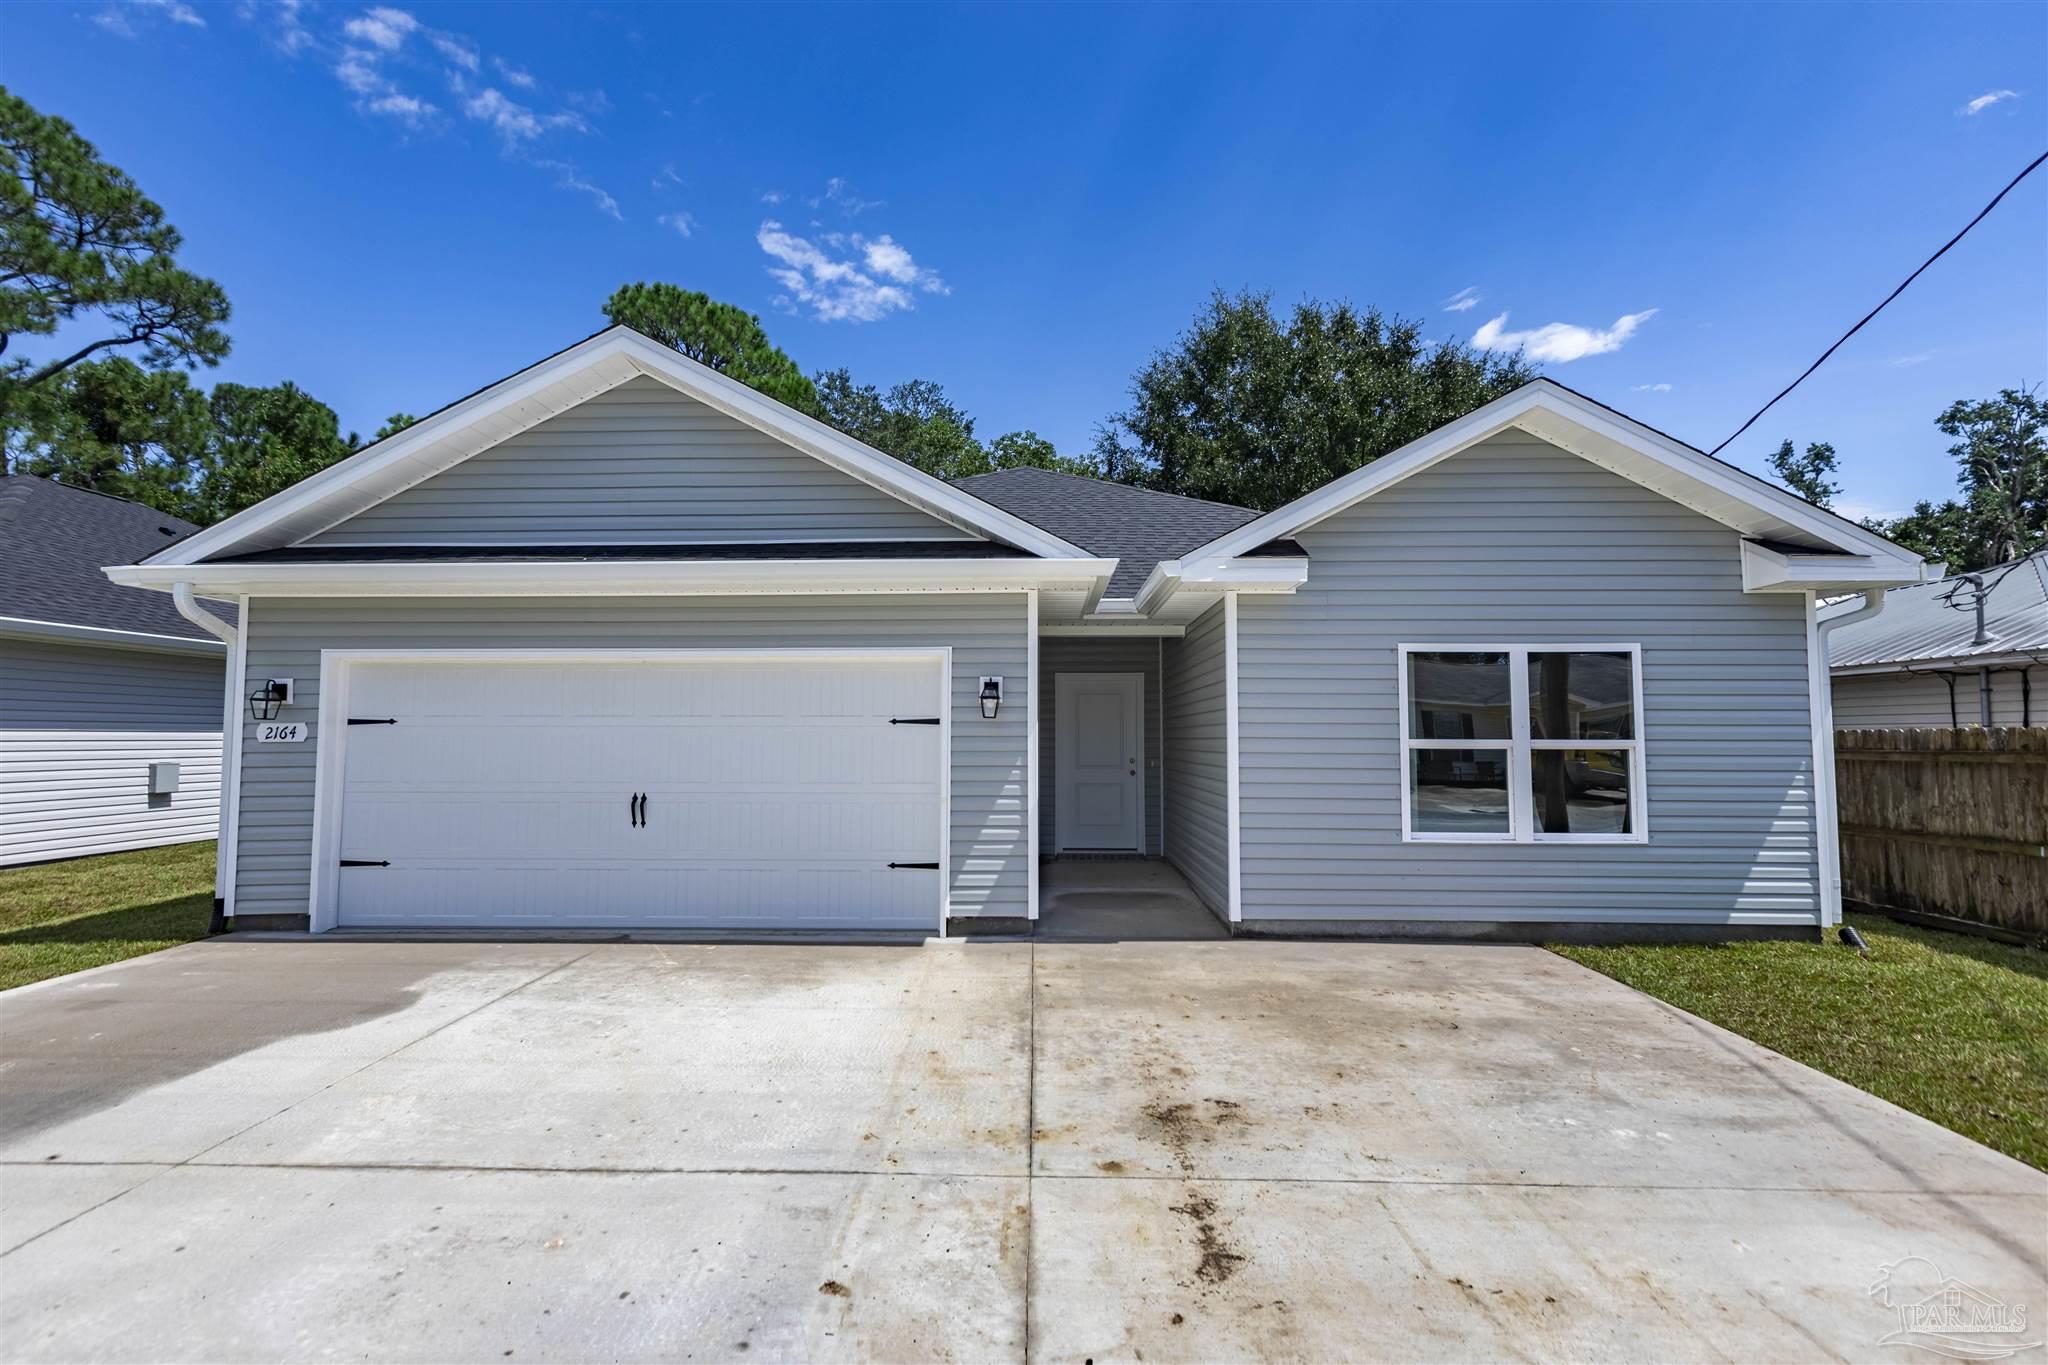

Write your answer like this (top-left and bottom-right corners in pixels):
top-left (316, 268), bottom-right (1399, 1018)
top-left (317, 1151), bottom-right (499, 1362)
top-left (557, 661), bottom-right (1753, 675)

top-left (340, 859), bottom-right (389, 868)
top-left (888, 861), bottom-right (940, 870)
top-left (630, 793), bottom-right (646, 828)
top-left (889, 717), bottom-right (941, 726)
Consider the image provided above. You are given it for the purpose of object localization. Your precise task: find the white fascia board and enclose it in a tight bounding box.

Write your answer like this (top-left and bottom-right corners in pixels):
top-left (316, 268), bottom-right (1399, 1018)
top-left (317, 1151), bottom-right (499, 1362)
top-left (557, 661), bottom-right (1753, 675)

top-left (1132, 555), bottom-right (1307, 617)
top-left (0, 614), bottom-right (226, 656)
top-left (1172, 380), bottom-right (1928, 572)
top-left (1740, 541), bottom-right (1936, 593)
top-left (105, 557), bottom-right (1119, 599)
top-left (149, 328), bottom-right (1095, 567)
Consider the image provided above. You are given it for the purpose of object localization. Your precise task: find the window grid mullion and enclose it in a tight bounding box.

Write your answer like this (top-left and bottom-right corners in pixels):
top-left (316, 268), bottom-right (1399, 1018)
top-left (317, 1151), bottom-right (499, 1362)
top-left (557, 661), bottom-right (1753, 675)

top-left (1508, 646), bottom-right (1532, 842)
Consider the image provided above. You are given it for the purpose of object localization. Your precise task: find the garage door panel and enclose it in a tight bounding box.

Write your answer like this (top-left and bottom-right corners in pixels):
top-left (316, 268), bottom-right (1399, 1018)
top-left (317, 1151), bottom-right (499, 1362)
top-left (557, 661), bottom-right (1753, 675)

top-left (334, 655), bottom-right (943, 930)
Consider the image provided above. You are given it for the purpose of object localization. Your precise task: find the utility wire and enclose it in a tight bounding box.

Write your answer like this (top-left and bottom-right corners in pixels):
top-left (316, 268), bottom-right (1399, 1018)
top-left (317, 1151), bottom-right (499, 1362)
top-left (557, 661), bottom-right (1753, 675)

top-left (1710, 149), bottom-right (2048, 456)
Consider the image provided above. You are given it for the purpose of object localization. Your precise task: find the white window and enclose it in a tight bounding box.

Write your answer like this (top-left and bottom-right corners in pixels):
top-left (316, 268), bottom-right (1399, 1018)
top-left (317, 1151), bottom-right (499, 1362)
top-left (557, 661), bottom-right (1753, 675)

top-left (1397, 644), bottom-right (1647, 844)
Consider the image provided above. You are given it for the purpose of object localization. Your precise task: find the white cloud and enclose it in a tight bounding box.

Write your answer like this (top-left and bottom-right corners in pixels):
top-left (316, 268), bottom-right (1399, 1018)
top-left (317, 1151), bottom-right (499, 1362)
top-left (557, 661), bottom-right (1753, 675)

top-left (757, 220), bottom-right (946, 323)
top-left (807, 177), bottom-right (883, 215)
top-left (1472, 308), bottom-right (1657, 362)
top-left (93, 0), bottom-right (205, 35)
top-left (1442, 286), bottom-right (1482, 313)
top-left (429, 32), bottom-right (478, 71)
top-left (91, 9), bottom-right (137, 35)
top-left (532, 159), bottom-right (621, 220)
top-left (248, 0), bottom-right (311, 53)
top-left (760, 190), bottom-right (786, 205)
top-left (343, 5), bottom-right (416, 51)
top-left (1631, 382), bottom-right (1673, 393)
top-left (462, 86), bottom-right (586, 141)
top-left (1960, 89), bottom-right (2019, 115)
top-left (657, 211), bottom-right (697, 237)
top-left (135, 0), bottom-right (206, 25)
top-left (364, 91), bottom-right (434, 125)
top-left (334, 47), bottom-right (386, 95)
top-left (652, 164), bottom-right (684, 190)
top-left (493, 56), bottom-right (535, 88)
top-left (1890, 351), bottom-right (1934, 367)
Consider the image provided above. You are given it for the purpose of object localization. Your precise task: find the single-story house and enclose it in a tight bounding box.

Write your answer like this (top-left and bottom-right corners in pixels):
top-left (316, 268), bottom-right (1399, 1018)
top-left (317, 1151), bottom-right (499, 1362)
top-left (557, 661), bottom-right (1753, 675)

top-left (1, 476), bottom-right (230, 865)
top-left (108, 326), bottom-right (1935, 937)
top-left (1828, 553), bottom-right (2047, 727)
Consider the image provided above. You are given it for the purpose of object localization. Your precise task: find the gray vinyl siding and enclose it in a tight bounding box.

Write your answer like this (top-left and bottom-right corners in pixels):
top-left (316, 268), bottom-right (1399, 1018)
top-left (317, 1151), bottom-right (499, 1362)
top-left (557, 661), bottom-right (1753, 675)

top-left (232, 594), bottom-right (1029, 921)
top-left (1236, 435), bottom-right (1820, 925)
top-left (1040, 636), bottom-right (1163, 857)
top-left (304, 377), bottom-right (976, 546)
top-left (1833, 669), bottom-right (2037, 728)
top-left (0, 639), bottom-right (223, 865)
top-left (1162, 602), bottom-right (1230, 914)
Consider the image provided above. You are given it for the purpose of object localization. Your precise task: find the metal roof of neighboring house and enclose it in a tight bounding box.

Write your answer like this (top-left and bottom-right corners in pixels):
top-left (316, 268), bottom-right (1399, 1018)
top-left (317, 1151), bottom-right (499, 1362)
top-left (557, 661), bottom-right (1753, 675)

top-left (1825, 552), bottom-right (2048, 670)
top-left (950, 467), bottom-right (1305, 598)
top-left (0, 476), bottom-right (234, 644)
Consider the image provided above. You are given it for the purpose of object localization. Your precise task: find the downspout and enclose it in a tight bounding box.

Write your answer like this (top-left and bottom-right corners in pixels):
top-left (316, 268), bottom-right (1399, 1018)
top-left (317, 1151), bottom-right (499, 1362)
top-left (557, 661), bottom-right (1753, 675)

top-left (172, 583), bottom-right (238, 934)
top-left (1812, 589), bottom-right (1888, 931)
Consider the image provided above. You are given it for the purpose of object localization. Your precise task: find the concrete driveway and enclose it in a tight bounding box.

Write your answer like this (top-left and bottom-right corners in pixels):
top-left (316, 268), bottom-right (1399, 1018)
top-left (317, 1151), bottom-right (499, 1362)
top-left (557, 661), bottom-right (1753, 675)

top-left (1, 935), bottom-right (2041, 1363)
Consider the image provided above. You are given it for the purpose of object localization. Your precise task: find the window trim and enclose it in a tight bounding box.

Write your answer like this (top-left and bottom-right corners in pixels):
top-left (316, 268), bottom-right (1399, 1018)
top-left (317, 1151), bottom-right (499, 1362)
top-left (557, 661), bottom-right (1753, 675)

top-left (1397, 643), bottom-right (1648, 845)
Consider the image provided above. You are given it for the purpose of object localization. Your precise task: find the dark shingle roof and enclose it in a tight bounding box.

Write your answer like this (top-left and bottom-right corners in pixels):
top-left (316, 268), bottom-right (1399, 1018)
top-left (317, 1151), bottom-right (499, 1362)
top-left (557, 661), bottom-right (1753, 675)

top-left (952, 467), bottom-right (1302, 597)
top-left (0, 476), bottom-right (233, 642)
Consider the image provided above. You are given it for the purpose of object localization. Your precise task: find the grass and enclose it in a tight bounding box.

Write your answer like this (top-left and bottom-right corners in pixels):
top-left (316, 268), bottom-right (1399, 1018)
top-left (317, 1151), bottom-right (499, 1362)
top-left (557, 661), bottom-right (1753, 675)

top-left (0, 840), bottom-right (216, 992)
top-left (1551, 912), bottom-right (2048, 1170)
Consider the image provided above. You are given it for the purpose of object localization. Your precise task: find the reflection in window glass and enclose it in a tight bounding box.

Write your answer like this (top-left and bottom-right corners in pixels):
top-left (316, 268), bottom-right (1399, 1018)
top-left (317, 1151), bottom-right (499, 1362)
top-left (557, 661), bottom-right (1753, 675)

top-left (1408, 652), bottom-right (1511, 741)
top-left (1530, 750), bottom-right (1632, 835)
top-left (1409, 748), bottom-right (1511, 835)
top-left (1528, 652), bottom-right (1635, 740)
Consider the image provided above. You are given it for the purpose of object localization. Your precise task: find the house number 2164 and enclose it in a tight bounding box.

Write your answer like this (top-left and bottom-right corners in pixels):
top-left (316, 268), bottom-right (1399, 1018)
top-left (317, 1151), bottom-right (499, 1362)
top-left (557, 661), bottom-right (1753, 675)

top-left (257, 721), bottom-right (307, 743)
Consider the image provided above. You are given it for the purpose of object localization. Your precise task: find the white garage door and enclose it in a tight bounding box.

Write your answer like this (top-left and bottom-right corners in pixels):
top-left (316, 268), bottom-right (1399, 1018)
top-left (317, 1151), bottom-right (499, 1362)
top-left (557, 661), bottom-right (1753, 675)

top-left (331, 654), bottom-right (944, 930)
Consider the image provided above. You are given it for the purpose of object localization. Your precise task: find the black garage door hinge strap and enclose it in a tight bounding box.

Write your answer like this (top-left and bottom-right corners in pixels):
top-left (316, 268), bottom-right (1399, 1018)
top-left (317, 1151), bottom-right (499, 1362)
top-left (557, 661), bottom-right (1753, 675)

top-left (887, 861), bottom-right (941, 870)
top-left (339, 859), bottom-right (389, 867)
top-left (347, 718), bottom-right (398, 725)
top-left (889, 717), bottom-right (942, 725)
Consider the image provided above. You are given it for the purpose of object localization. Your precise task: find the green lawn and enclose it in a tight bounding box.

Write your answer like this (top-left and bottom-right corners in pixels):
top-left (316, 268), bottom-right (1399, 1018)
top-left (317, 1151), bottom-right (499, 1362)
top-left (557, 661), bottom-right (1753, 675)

top-left (0, 840), bottom-right (216, 992)
top-left (1552, 912), bottom-right (2048, 1170)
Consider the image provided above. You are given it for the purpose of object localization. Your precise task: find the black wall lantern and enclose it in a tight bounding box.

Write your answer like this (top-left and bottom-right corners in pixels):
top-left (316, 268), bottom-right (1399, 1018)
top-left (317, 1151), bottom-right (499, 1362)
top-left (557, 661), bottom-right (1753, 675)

top-left (978, 676), bottom-right (1003, 720)
top-left (248, 678), bottom-right (292, 722)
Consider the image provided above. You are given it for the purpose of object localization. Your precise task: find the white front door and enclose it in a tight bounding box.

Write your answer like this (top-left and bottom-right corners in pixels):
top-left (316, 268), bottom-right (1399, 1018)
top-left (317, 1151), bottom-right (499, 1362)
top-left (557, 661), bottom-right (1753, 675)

top-left (328, 653), bottom-right (944, 930)
top-left (1055, 672), bottom-right (1143, 852)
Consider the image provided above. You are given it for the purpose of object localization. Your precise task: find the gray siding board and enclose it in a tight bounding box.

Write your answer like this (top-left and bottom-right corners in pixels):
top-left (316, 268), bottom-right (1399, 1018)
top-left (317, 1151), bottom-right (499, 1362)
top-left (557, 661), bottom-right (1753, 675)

top-left (0, 639), bottom-right (223, 864)
top-left (1236, 436), bottom-right (1820, 925)
top-left (305, 377), bottom-right (976, 546)
top-left (1039, 636), bottom-right (1163, 856)
top-left (1162, 602), bottom-right (1230, 914)
top-left (1832, 670), bottom-right (2034, 727)
top-left (232, 594), bottom-right (1029, 921)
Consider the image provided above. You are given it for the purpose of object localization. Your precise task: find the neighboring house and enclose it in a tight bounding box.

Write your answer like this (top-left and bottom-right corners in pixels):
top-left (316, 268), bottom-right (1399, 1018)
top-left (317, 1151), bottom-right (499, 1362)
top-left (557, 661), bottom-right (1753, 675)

top-left (1828, 554), bottom-right (2048, 727)
top-left (1, 476), bottom-right (231, 866)
top-left (107, 326), bottom-right (1932, 937)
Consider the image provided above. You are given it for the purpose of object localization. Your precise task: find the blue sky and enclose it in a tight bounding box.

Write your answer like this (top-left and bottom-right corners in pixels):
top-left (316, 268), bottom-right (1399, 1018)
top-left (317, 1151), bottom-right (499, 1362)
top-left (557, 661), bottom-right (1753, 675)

top-left (8, 1), bottom-right (2045, 519)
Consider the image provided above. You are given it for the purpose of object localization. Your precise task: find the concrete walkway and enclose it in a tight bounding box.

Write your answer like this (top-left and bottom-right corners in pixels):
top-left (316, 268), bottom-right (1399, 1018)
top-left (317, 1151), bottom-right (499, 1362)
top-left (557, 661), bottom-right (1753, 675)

top-left (0, 935), bottom-right (2041, 1362)
top-left (1036, 859), bottom-right (1229, 940)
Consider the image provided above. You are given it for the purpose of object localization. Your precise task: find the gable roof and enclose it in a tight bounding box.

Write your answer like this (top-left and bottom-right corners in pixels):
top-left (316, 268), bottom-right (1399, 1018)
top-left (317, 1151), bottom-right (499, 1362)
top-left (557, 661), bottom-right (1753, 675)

top-left (952, 467), bottom-right (1301, 598)
top-left (145, 326), bottom-right (1096, 568)
top-left (0, 476), bottom-right (231, 649)
top-left (1168, 378), bottom-right (1930, 589)
top-left (1826, 552), bottom-right (2048, 670)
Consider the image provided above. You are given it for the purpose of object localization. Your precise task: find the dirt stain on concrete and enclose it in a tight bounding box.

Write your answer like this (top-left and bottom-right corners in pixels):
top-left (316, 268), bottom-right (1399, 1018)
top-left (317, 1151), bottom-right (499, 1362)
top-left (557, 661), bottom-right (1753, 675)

top-left (1167, 1192), bottom-right (1247, 1287)
top-left (818, 1280), bottom-right (851, 1299)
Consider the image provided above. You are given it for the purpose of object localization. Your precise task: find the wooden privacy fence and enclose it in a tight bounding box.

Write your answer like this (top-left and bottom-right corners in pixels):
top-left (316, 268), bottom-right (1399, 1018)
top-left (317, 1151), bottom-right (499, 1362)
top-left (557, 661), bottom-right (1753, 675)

top-left (1835, 727), bottom-right (2048, 939)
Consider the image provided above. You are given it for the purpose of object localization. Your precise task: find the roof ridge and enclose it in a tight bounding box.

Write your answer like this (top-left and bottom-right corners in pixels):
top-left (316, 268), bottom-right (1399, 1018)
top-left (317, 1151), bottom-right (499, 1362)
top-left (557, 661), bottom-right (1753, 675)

top-left (954, 465), bottom-right (1259, 517)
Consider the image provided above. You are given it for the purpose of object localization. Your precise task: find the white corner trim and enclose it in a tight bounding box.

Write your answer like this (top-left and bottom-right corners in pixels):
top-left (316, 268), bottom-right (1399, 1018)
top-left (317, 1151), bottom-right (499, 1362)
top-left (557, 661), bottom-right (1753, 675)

top-left (1224, 594), bottom-right (1242, 923)
top-left (220, 598), bottom-right (249, 917)
top-left (149, 328), bottom-right (1096, 567)
top-left (1174, 381), bottom-right (1928, 571)
top-left (1026, 590), bottom-right (1040, 921)
top-left (1809, 589), bottom-right (1888, 928)
top-left (0, 614), bottom-right (226, 656)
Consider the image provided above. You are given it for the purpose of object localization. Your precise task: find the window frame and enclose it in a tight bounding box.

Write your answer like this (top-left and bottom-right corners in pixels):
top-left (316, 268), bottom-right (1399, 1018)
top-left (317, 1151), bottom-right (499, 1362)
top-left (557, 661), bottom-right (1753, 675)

top-left (1397, 643), bottom-right (1648, 846)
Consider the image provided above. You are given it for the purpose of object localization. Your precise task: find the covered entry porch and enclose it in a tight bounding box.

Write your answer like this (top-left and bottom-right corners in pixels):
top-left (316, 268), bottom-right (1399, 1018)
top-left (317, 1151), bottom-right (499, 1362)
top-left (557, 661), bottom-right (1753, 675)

top-left (1035, 625), bottom-right (1234, 937)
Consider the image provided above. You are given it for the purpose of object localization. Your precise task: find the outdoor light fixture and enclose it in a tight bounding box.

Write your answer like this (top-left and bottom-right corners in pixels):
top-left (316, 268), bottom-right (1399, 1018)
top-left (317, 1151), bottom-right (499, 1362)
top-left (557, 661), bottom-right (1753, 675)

top-left (247, 678), bottom-right (292, 722)
top-left (979, 676), bottom-right (1003, 720)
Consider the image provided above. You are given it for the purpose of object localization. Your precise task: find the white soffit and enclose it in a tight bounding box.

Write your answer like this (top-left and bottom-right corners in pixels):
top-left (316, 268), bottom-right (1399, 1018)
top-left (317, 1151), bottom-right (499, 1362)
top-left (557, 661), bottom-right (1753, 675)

top-left (146, 328), bottom-right (1094, 566)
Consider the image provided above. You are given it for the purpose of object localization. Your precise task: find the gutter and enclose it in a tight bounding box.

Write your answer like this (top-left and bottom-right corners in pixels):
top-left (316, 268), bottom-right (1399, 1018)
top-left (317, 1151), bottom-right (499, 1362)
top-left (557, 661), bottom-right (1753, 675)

top-left (1809, 588), bottom-right (1887, 931)
top-left (171, 583), bottom-right (239, 933)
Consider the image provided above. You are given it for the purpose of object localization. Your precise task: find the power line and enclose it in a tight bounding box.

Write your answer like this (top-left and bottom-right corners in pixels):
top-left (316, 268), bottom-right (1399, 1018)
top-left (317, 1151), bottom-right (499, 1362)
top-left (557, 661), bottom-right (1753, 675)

top-left (1709, 149), bottom-right (2048, 456)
